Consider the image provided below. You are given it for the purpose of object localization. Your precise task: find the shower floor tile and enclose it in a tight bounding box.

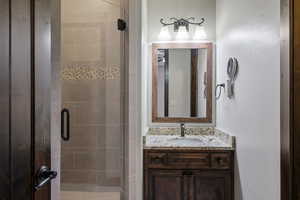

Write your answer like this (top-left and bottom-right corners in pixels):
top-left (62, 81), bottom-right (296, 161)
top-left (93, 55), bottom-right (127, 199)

top-left (61, 191), bottom-right (120, 200)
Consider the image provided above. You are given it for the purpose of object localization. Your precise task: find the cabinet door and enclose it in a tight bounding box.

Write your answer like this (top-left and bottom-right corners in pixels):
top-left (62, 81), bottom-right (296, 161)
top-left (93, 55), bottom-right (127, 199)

top-left (147, 170), bottom-right (185, 200)
top-left (191, 171), bottom-right (232, 200)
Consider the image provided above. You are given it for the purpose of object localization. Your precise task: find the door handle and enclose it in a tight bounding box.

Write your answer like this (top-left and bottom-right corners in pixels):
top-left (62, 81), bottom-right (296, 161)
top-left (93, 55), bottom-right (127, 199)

top-left (34, 166), bottom-right (57, 191)
top-left (61, 108), bottom-right (70, 141)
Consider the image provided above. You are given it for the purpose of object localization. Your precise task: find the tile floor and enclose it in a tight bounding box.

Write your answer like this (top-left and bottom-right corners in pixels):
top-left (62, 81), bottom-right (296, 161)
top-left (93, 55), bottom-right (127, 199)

top-left (61, 191), bottom-right (120, 200)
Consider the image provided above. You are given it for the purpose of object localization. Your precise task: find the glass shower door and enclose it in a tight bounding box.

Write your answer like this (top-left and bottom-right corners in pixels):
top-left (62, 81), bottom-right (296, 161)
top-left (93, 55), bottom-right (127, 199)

top-left (60, 0), bottom-right (125, 199)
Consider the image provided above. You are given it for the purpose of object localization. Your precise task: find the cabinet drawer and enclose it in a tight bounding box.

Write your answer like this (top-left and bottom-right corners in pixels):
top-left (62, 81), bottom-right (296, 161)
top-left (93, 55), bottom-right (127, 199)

top-left (146, 152), bottom-right (210, 169)
top-left (211, 153), bottom-right (231, 169)
top-left (145, 150), bottom-right (233, 170)
top-left (167, 153), bottom-right (210, 169)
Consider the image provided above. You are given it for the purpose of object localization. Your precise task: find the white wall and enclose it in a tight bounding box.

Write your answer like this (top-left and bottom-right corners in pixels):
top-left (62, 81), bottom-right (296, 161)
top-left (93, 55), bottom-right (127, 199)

top-left (216, 0), bottom-right (280, 199)
top-left (147, 0), bottom-right (216, 42)
top-left (142, 0), bottom-right (216, 133)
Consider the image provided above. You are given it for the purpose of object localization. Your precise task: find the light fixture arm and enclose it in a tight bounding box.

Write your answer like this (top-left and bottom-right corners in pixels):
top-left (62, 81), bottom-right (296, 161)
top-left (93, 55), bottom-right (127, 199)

top-left (160, 17), bottom-right (205, 32)
top-left (188, 18), bottom-right (205, 26)
top-left (160, 18), bottom-right (177, 26)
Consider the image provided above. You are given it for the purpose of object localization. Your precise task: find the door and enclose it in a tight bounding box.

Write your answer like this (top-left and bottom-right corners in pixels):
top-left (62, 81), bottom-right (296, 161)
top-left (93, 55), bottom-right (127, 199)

top-left (191, 171), bottom-right (232, 200)
top-left (0, 0), bottom-right (54, 199)
top-left (147, 170), bottom-right (185, 200)
top-left (59, 0), bottom-right (126, 199)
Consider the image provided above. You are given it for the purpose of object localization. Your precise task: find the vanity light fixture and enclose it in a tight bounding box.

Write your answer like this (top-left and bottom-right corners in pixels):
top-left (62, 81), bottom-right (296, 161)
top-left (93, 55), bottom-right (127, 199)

top-left (159, 17), bottom-right (207, 40)
top-left (193, 26), bottom-right (207, 40)
top-left (176, 26), bottom-right (189, 40)
top-left (158, 26), bottom-right (171, 40)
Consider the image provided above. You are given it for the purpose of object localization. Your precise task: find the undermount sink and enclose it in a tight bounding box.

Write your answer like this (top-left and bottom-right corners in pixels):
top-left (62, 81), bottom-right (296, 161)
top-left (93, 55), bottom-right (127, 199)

top-left (166, 137), bottom-right (205, 146)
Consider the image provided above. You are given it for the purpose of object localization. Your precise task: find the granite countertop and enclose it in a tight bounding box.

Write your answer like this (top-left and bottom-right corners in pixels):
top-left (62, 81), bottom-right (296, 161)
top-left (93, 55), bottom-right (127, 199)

top-left (144, 127), bottom-right (235, 150)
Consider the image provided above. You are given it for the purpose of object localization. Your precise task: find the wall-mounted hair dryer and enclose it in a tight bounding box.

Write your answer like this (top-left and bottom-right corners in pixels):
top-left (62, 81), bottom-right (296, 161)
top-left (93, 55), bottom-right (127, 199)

top-left (227, 57), bottom-right (239, 99)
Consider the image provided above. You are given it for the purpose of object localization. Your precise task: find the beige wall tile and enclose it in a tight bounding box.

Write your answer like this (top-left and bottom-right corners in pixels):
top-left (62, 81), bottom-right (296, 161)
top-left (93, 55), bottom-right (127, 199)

top-left (105, 79), bottom-right (121, 102)
top-left (74, 101), bottom-right (106, 125)
top-left (74, 150), bottom-right (105, 170)
top-left (69, 43), bottom-right (101, 62)
top-left (62, 0), bottom-right (119, 24)
top-left (105, 101), bottom-right (121, 125)
top-left (61, 170), bottom-right (97, 185)
top-left (97, 172), bottom-right (121, 186)
top-left (61, 151), bottom-right (74, 170)
top-left (97, 125), bottom-right (122, 148)
top-left (62, 79), bottom-right (106, 102)
top-left (62, 43), bottom-right (76, 62)
top-left (62, 126), bottom-right (98, 149)
top-left (62, 27), bottom-right (75, 44)
top-left (72, 26), bottom-right (103, 44)
top-left (105, 149), bottom-right (121, 171)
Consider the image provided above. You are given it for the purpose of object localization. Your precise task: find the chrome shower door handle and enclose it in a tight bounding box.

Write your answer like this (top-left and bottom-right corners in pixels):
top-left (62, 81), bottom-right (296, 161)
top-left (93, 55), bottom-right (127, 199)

top-left (34, 166), bottom-right (57, 191)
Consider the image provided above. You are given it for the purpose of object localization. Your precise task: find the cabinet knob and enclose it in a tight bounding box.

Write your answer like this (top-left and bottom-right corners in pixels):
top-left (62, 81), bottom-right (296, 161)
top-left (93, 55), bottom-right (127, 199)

top-left (150, 154), bottom-right (168, 164)
top-left (216, 157), bottom-right (227, 164)
top-left (216, 157), bottom-right (222, 163)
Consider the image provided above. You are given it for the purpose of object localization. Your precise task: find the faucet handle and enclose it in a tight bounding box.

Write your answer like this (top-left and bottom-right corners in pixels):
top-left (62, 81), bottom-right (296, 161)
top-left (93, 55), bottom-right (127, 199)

top-left (180, 123), bottom-right (186, 137)
top-left (180, 123), bottom-right (185, 128)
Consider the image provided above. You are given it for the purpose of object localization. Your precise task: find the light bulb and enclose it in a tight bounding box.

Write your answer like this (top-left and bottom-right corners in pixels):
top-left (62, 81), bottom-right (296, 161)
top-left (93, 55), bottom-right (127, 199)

top-left (176, 26), bottom-right (189, 40)
top-left (158, 26), bottom-right (171, 41)
top-left (193, 26), bottom-right (207, 40)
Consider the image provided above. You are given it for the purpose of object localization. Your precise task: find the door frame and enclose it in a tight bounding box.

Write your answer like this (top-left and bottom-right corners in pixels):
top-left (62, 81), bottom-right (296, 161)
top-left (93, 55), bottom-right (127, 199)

top-left (281, 0), bottom-right (293, 199)
top-left (50, 0), bottom-right (61, 198)
top-left (0, 0), bottom-right (55, 199)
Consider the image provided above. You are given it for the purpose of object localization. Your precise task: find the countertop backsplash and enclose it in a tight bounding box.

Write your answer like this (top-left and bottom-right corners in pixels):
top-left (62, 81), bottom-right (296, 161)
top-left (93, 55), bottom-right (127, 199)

top-left (147, 127), bottom-right (215, 136)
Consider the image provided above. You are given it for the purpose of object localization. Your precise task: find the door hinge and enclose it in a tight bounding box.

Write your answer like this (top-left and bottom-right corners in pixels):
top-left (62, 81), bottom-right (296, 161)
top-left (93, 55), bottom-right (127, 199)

top-left (118, 19), bottom-right (127, 31)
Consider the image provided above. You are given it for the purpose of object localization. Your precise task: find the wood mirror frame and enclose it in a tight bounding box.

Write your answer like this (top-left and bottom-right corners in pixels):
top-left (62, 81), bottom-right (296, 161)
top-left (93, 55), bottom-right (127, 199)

top-left (152, 42), bottom-right (213, 123)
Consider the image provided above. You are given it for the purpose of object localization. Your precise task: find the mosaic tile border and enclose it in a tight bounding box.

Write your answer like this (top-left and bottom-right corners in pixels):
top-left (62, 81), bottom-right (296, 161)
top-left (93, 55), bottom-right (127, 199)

top-left (147, 127), bottom-right (215, 136)
top-left (61, 65), bottom-right (120, 80)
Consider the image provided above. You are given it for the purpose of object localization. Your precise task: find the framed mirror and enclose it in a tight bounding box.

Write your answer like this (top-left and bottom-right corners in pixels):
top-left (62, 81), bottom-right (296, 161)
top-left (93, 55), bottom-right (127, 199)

top-left (152, 43), bottom-right (213, 123)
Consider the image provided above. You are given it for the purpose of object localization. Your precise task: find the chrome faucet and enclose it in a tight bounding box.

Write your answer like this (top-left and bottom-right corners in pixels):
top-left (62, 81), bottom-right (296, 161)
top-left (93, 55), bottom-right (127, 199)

top-left (180, 123), bottom-right (186, 137)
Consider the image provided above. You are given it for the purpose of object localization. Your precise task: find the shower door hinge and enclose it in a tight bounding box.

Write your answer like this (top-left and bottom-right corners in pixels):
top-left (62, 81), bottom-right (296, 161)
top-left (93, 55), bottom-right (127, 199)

top-left (118, 19), bottom-right (127, 31)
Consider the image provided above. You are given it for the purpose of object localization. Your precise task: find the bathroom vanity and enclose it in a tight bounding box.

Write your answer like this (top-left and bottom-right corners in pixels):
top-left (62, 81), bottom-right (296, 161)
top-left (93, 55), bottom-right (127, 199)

top-left (143, 130), bottom-right (235, 200)
top-left (144, 149), bottom-right (234, 200)
top-left (144, 41), bottom-right (235, 200)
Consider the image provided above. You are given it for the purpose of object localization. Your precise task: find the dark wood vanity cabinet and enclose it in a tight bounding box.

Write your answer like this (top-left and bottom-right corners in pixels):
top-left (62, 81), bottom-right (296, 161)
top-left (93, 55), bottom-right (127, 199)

top-left (144, 149), bottom-right (234, 200)
top-left (147, 170), bottom-right (185, 200)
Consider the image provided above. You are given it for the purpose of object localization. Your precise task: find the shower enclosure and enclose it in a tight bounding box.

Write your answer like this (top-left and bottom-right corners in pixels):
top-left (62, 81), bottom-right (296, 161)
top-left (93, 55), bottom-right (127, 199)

top-left (60, 0), bottom-right (125, 199)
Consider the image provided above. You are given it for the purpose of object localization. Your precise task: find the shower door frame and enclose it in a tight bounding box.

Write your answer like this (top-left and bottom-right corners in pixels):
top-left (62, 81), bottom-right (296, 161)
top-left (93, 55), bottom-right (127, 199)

top-left (54, 0), bottom-right (131, 198)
